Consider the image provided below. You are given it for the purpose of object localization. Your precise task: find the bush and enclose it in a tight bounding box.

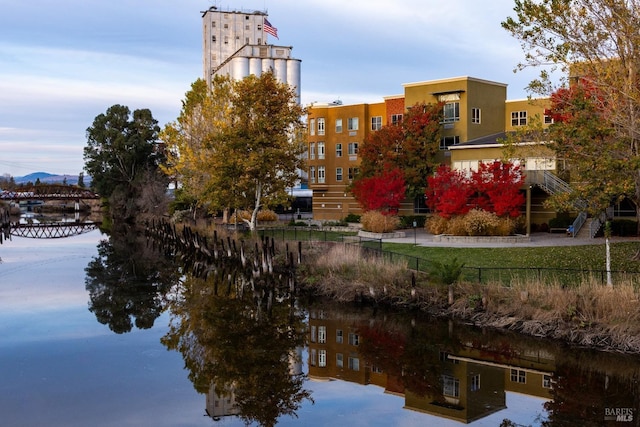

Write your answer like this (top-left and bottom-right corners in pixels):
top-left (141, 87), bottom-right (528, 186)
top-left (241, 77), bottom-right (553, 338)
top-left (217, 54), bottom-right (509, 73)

top-left (231, 209), bottom-right (278, 223)
top-left (343, 213), bottom-right (361, 223)
top-left (463, 209), bottom-right (501, 236)
top-left (360, 211), bottom-right (400, 233)
top-left (426, 210), bottom-right (519, 236)
top-left (426, 215), bottom-right (449, 234)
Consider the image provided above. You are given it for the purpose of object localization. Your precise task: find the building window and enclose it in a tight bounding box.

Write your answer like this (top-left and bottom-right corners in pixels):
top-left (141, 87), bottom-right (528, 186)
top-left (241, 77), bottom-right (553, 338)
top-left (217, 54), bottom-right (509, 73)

top-left (543, 375), bottom-right (552, 388)
top-left (472, 108), bottom-right (481, 124)
top-left (440, 136), bottom-right (460, 149)
top-left (310, 119), bottom-right (315, 136)
top-left (471, 374), bottom-right (480, 391)
top-left (310, 349), bottom-right (316, 366)
top-left (310, 325), bottom-right (316, 342)
top-left (212, 36), bottom-right (217, 43)
top-left (336, 353), bottom-right (344, 368)
top-left (318, 326), bottom-right (326, 343)
top-left (544, 114), bottom-right (554, 124)
top-left (391, 114), bottom-right (403, 125)
top-left (443, 102), bottom-right (460, 123)
top-left (348, 167), bottom-right (359, 180)
top-left (336, 143), bottom-right (342, 157)
top-left (348, 142), bottom-right (358, 155)
top-left (371, 365), bottom-right (383, 374)
top-left (510, 369), bottom-right (527, 384)
top-left (442, 375), bottom-right (460, 397)
top-left (318, 118), bottom-right (325, 135)
top-left (309, 142), bottom-right (315, 160)
top-left (310, 166), bottom-right (316, 184)
top-left (348, 117), bottom-right (359, 131)
top-left (348, 332), bottom-right (359, 346)
top-left (336, 167), bottom-right (343, 182)
top-left (318, 350), bottom-right (327, 367)
top-left (348, 356), bottom-right (360, 371)
top-left (318, 166), bottom-right (325, 184)
top-left (371, 116), bottom-right (382, 131)
top-left (414, 195), bottom-right (429, 214)
top-left (224, 36), bottom-right (229, 44)
top-left (335, 119), bottom-right (342, 133)
top-left (317, 142), bottom-right (325, 160)
top-left (212, 21), bottom-right (216, 27)
top-left (336, 329), bottom-right (343, 343)
top-left (511, 111), bottom-right (527, 126)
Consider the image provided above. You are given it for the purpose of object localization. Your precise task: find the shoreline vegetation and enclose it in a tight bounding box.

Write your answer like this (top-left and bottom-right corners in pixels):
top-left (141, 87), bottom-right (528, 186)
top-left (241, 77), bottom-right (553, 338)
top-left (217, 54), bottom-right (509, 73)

top-left (299, 241), bottom-right (640, 355)
top-left (160, 220), bottom-right (640, 355)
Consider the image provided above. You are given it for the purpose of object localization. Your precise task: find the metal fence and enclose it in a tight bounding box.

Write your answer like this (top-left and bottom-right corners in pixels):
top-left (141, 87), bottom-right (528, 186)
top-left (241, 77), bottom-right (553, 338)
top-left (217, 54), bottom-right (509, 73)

top-left (258, 227), bottom-right (640, 286)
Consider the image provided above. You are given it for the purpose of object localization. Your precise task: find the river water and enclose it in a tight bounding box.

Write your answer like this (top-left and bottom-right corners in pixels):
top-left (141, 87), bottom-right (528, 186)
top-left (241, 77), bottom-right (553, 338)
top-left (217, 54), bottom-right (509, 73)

top-left (1, 226), bottom-right (639, 426)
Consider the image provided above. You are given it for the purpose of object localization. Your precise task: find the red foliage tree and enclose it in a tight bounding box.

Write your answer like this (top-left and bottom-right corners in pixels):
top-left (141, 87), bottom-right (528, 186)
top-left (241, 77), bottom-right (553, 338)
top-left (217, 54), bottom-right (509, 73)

top-left (426, 161), bottom-right (525, 218)
top-left (471, 160), bottom-right (525, 217)
top-left (351, 168), bottom-right (406, 215)
top-left (425, 165), bottom-right (473, 219)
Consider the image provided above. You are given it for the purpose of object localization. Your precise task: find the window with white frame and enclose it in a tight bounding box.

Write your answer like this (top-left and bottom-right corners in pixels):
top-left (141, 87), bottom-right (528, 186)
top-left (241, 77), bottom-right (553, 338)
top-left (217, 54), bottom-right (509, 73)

top-left (472, 108), bottom-right (481, 124)
top-left (336, 329), bottom-right (343, 343)
top-left (391, 114), bottom-right (403, 125)
top-left (371, 116), bottom-right (382, 131)
top-left (348, 117), bottom-right (359, 131)
top-left (442, 375), bottom-right (460, 397)
top-left (310, 325), bottom-right (316, 342)
top-left (348, 142), bottom-right (358, 155)
top-left (317, 142), bottom-right (325, 160)
top-left (544, 114), bottom-right (554, 124)
top-left (309, 166), bottom-right (316, 184)
top-left (336, 167), bottom-right (343, 182)
top-left (511, 111), bottom-right (527, 126)
top-left (318, 166), bottom-right (325, 184)
top-left (310, 119), bottom-right (315, 135)
top-left (336, 143), bottom-right (342, 157)
top-left (471, 374), bottom-right (480, 391)
top-left (440, 136), bottom-right (460, 149)
top-left (510, 369), bottom-right (526, 383)
top-left (318, 350), bottom-right (327, 367)
top-left (443, 102), bottom-right (460, 123)
top-left (348, 332), bottom-right (359, 346)
top-left (336, 353), bottom-right (344, 368)
top-left (348, 356), bottom-right (360, 371)
top-left (310, 349), bottom-right (316, 366)
top-left (309, 142), bottom-right (315, 160)
top-left (318, 326), bottom-right (326, 343)
top-left (526, 157), bottom-right (555, 171)
top-left (335, 119), bottom-right (343, 133)
top-left (543, 375), bottom-right (552, 388)
top-left (318, 118), bottom-right (325, 135)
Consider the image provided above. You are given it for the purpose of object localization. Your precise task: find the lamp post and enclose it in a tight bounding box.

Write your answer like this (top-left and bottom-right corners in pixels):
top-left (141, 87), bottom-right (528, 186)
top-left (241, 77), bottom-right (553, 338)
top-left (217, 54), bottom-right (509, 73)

top-left (413, 220), bottom-right (417, 246)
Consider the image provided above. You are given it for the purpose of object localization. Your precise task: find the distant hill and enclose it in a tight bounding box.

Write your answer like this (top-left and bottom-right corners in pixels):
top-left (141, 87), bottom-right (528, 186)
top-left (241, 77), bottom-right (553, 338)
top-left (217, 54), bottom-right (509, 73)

top-left (14, 172), bottom-right (90, 186)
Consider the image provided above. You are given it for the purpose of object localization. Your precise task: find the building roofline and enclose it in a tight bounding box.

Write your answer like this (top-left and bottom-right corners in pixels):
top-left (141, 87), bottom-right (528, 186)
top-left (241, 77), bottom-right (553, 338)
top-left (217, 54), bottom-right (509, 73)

top-left (402, 76), bottom-right (508, 89)
top-left (383, 94), bottom-right (404, 100)
top-left (201, 7), bottom-right (267, 17)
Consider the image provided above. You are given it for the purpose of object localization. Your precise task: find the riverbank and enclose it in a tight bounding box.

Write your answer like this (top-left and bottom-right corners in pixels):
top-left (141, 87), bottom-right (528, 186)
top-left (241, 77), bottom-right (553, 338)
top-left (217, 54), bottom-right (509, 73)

top-left (297, 241), bottom-right (640, 354)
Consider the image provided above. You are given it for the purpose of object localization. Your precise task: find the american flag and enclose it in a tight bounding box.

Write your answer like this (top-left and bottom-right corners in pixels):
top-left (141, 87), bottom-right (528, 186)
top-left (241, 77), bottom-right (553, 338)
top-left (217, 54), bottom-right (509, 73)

top-left (264, 18), bottom-right (279, 39)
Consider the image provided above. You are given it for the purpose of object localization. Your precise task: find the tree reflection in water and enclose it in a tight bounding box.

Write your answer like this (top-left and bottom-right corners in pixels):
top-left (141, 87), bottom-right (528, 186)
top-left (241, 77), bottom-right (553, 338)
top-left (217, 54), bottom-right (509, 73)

top-left (84, 223), bottom-right (179, 333)
top-left (161, 266), bottom-right (312, 427)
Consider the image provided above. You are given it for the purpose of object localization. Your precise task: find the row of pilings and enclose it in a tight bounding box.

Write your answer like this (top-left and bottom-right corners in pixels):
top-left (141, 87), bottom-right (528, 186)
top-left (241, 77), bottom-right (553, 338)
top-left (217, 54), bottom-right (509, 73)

top-left (144, 218), bottom-right (301, 296)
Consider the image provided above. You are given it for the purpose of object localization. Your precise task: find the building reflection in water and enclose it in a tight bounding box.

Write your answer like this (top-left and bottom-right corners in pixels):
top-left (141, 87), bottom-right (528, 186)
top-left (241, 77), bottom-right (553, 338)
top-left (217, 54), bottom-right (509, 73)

top-left (307, 303), bottom-right (557, 424)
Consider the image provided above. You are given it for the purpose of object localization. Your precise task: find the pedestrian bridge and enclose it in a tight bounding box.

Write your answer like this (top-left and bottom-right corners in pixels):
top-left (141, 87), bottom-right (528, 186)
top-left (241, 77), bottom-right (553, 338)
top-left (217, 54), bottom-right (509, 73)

top-left (0, 184), bottom-right (100, 201)
top-left (1, 221), bottom-right (101, 242)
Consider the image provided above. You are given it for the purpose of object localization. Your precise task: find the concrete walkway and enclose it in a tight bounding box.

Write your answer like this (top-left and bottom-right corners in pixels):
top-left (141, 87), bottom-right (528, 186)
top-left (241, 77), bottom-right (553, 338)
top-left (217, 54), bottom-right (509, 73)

top-left (382, 229), bottom-right (637, 248)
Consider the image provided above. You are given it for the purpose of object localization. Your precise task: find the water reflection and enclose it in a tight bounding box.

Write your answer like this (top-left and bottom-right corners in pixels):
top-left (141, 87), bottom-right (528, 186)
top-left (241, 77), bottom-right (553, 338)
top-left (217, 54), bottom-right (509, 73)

top-left (161, 267), bottom-right (312, 426)
top-left (84, 223), bottom-right (179, 333)
top-left (305, 300), bottom-right (640, 426)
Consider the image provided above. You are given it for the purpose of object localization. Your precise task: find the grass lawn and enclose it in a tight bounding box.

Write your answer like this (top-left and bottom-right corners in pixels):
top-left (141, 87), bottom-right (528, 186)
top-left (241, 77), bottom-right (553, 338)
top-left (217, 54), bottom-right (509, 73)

top-left (382, 241), bottom-right (640, 284)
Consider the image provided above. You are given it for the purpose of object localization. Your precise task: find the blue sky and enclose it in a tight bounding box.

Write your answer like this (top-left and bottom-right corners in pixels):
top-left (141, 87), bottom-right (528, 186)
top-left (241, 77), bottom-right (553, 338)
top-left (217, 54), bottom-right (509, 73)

top-left (0, 0), bottom-right (546, 177)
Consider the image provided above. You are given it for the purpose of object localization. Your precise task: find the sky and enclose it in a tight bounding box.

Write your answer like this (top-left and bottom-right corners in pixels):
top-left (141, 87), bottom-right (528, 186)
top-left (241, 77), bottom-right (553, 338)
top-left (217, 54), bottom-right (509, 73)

top-left (0, 0), bottom-right (548, 178)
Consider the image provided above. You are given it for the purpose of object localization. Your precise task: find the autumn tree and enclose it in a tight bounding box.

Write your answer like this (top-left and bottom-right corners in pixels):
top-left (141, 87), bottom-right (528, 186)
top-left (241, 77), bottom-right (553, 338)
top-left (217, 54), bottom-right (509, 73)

top-left (425, 165), bottom-right (473, 219)
top-left (355, 102), bottom-right (442, 201)
top-left (351, 168), bottom-right (406, 214)
top-left (502, 0), bottom-right (640, 229)
top-left (84, 104), bottom-right (168, 220)
top-left (162, 73), bottom-right (305, 230)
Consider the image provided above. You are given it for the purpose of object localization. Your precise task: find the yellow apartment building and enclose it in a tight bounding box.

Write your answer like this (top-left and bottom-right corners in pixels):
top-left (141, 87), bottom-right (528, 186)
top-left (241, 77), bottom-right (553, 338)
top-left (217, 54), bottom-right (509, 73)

top-left (306, 76), bottom-right (557, 225)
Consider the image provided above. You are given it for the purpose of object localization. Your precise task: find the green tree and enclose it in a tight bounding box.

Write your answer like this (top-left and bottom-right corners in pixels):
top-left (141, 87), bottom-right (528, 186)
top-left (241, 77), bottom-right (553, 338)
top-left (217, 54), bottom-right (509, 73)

top-left (161, 74), bottom-right (306, 230)
top-left (502, 0), bottom-right (640, 230)
top-left (84, 104), bottom-right (168, 220)
top-left (77, 172), bottom-right (85, 188)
